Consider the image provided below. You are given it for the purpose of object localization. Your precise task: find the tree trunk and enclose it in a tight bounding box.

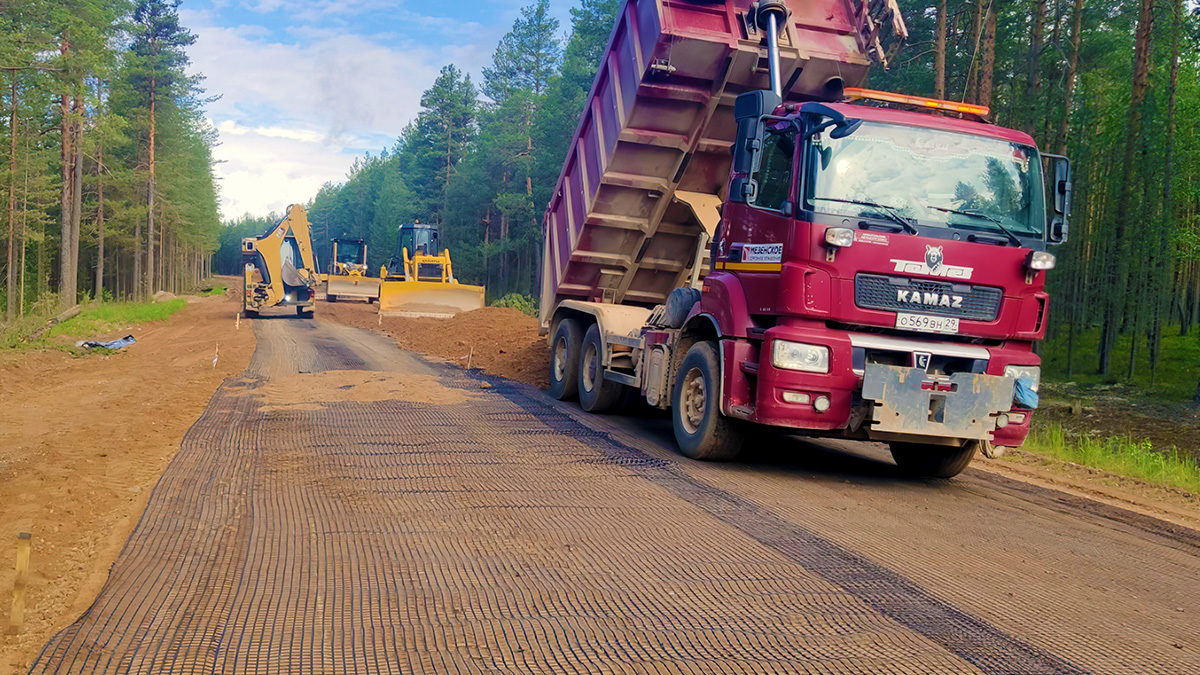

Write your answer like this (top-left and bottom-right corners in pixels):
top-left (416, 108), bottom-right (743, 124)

top-left (1056, 0), bottom-right (1084, 154)
top-left (134, 216), bottom-right (142, 300)
top-left (6, 71), bottom-right (17, 322)
top-left (979, 4), bottom-right (996, 109)
top-left (1098, 0), bottom-right (1154, 375)
top-left (934, 0), bottom-right (947, 99)
top-left (95, 141), bottom-right (105, 301)
top-left (71, 94), bottom-right (83, 301)
top-left (1024, 0), bottom-right (1046, 135)
top-left (59, 36), bottom-right (74, 307)
top-left (147, 75), bottom-right (156, 298)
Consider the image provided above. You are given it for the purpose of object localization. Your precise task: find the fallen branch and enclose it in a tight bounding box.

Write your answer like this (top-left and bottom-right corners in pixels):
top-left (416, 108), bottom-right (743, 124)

top-left (29, 305), bottom-right (81, 341)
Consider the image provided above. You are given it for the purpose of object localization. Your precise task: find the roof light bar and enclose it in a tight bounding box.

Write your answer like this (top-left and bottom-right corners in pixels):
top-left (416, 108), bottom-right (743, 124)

top-left (843, 87), bottom-right (990, 118)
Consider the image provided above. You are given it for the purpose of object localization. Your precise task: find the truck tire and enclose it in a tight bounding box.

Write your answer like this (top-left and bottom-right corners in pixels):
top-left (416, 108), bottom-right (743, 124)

top-left (671, 341), bottom-right (743, 461)
top-left (889, 440), bottom-right (979, 478)
top-left (579, 323), bottom-right (623, 412)
top-left (549, 318), bottom-right (583, 400)
top-left (327, 294), bottom-right (338, 303)
top-left (664, 287), bottom-right (701, 329)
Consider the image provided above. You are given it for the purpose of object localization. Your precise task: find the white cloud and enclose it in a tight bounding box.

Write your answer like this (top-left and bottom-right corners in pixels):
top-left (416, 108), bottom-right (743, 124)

top-left (181, 7), bottom-right (502, 219)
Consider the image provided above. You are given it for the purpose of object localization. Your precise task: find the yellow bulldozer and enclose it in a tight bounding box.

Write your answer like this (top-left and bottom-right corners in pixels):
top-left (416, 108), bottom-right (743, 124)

top-left (325, 237), bottom-right (380, 303)
top-left (378, 222), bottom-right (485, 318)
top-left (242, 204), bottom-right (319, 317)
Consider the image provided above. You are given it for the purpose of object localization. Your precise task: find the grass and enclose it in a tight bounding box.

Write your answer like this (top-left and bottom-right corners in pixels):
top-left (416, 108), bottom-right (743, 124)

top-left (1, 298), bottom-right (188, 351)
top-left (1039, 325), bottom-right (1199, 401)
top-left (200, 283), bottom-right (228, 297)
top-left (1021, 423), bottom-right (1200, 494)
top-left (490, 293), bottom-right (538, 317)
top-left (45, 299), bottom-right (188, 339)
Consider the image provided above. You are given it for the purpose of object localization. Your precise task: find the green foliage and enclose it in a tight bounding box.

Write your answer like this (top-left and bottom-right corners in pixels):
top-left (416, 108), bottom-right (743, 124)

top-left (1023, 424), bottom-right (1200, 494)
top-left (1041, 324), bottom-right (1200, 401)
top-left (45, 297), bottom-right (186, 338)
top-left (1, 0), bottom-right (220, 321)
top-left (490, 293), bottom-right (537, 316)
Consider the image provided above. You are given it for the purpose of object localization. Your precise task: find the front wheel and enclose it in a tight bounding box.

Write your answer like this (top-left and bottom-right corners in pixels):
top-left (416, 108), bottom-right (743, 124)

top-left (671, 341), bottom-right (743, 461)
top-left (889, 440), bottom-right (980, 478)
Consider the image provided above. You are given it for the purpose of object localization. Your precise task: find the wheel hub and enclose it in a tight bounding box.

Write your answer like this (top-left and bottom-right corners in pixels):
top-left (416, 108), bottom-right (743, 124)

top-left (681, 367), bottom-right (705, 433)
top-left (553, 337), bottom-right (567, 380)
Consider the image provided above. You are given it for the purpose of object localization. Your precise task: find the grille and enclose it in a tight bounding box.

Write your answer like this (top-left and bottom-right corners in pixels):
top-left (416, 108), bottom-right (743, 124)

top-left (855, 273), bottom-right (1003, 321)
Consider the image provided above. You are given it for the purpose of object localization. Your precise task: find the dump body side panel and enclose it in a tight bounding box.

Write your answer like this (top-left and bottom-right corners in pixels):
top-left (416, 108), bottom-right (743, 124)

top-left (540, 0), bottom-right (895, 329)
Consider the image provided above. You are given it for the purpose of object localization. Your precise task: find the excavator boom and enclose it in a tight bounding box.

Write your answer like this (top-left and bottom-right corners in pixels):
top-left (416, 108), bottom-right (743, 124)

top-left (242, 204), bottom-right (319, 317)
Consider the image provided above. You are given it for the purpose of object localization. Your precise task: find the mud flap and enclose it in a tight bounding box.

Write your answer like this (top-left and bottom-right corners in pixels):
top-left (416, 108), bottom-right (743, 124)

top-left (862, 364), bottom-right (1014, 441)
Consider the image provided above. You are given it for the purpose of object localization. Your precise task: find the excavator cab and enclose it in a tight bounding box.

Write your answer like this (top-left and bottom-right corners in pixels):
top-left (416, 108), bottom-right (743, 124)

top-left (325, 237), bottom-right (380, 303)
top-left (378, 222), bottom-right (485, 317)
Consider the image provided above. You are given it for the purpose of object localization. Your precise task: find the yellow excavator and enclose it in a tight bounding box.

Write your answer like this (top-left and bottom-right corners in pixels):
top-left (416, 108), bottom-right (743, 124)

top-left (378, 222), bottom-right (485, 318)
top-left (242, 204), bottom-right (319, 317)
top-left (325, 237), bottom-right (380, 303)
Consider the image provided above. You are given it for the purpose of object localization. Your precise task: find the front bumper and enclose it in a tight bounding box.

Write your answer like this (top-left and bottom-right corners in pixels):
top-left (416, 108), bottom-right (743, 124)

top-left (737, 323), bottom-right (1036, 446)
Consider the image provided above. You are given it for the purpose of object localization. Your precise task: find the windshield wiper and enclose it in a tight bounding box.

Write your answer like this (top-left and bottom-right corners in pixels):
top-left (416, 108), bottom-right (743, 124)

top-left (927, 205), bottom-right (1022, 246)
top-left (812, 197), bottom-right (918, 234)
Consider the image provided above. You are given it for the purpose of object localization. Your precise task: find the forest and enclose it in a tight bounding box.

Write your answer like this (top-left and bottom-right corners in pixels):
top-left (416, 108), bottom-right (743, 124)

top-left (214, 0), bottom-right (1200, 386)
top-left (1, 0), bottom-right (220, 321)
top-left (6, 0), bottom-right (1200, 389)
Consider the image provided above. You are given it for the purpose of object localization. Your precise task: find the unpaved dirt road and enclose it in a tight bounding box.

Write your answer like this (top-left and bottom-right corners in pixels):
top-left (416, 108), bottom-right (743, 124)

top-left (0, 292), bottom-right (254, 672)
top-left (26, 314), bottom-right (1200, 673)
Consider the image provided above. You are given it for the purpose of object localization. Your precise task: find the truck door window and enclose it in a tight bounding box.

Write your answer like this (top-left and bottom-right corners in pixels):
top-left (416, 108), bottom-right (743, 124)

top-left (750, 130), bottom-right (795, 213)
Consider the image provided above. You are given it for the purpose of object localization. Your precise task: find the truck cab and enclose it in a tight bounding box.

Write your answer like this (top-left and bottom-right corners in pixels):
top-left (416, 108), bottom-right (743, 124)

top-left (691, 88), bottom-right (1070, 471)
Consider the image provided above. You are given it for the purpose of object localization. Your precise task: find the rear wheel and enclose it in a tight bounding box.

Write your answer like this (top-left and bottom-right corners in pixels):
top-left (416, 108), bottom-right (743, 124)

top-left (889, 440), bottom-right (979, 478)
top-left (578, 323), bottom-right (623, 413)
top-left (671, 341), bottom-right (743, 461)
top-left (548, 318), bottom-right (582, 400)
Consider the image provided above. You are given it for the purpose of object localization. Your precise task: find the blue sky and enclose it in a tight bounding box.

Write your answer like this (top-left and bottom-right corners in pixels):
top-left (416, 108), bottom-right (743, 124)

top-left (181, 0), bottom-right (575, 219)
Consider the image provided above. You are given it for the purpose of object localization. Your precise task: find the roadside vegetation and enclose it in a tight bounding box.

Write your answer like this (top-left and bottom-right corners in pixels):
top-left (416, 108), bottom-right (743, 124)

top-left (490, 293), bottom-right (538, 317)
top-left (1, 298), bottom-right (187, 351)
top-left (1018, 424), bottom-right (1200, 494)
top-left (1042, 325), bottom-right (1200, 402)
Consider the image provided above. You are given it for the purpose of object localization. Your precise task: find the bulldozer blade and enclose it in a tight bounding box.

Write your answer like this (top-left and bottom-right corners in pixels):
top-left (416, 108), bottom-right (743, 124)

top-left (326, 275), bottom-right (381, 301)
top-left (378, 280), bottom-right (486, 318)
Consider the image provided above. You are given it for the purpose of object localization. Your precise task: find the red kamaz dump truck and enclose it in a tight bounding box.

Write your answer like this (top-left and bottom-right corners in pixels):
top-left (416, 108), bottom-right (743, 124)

top-left (539, 0), bottom-right (1071, 477)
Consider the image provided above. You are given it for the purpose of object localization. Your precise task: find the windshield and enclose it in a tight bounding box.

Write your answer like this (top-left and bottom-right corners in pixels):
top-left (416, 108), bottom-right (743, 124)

top-left (400, 226), bottom-right (439, 256)
top-left (808, 121), bottom-right (1045, 238)
top-left (335, 241), bottom-right (363, 264)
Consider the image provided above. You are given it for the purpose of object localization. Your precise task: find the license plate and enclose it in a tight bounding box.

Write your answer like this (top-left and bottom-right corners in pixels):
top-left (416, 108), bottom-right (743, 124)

top-left (895, 312), bottom-right (960, 335)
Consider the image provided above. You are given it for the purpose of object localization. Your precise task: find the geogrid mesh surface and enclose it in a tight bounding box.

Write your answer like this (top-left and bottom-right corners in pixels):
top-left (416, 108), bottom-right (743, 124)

top-left (28, 319), bottom-right (1193, 674)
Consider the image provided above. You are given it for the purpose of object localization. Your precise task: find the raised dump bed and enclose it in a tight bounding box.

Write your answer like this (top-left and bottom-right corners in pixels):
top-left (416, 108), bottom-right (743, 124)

top-left (539, 0), bottom-right (904, 327)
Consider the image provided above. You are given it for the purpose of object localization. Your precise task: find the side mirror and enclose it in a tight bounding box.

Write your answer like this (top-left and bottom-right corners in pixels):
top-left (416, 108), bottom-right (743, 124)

top-left (829, 118), bottom-right (862, 139)
top-left (730, 90), bottom-right (783, 203)
top-left (1043, 154), bottom-right (1071, 244)
top-left (780, 201), bottom-right (794, 217)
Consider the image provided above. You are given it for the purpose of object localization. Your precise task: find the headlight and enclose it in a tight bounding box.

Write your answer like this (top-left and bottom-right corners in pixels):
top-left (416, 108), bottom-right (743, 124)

top-left (1004, 365), bottom-right (1041, 392)
top-left (1026, 251), bottom-right (1056, 270)
top-left (772, 340), bottom-right (830, 373)
top-left (825, 227), bottom-right (854, 248)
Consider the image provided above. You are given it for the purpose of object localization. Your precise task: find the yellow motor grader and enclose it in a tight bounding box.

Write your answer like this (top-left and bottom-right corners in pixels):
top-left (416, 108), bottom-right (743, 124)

top-left (242, 204), bottom-right (319, 317)
top-left (378, 222), bottom-right (484, 318)
top-left (325, 237), bottom-right (380, 303)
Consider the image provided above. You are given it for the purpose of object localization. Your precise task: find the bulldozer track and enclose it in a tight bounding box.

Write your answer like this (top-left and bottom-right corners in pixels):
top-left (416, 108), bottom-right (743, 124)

top-left (30, 319), bottom-right (1200, 674)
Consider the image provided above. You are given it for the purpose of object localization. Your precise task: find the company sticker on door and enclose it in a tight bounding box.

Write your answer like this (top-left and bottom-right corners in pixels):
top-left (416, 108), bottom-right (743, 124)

top-left (740, 243), bottom-right (783, 263)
